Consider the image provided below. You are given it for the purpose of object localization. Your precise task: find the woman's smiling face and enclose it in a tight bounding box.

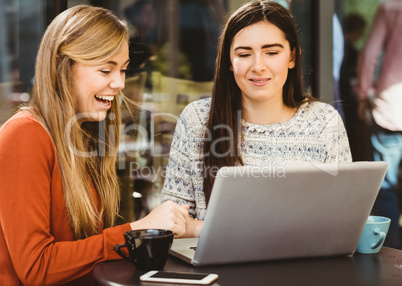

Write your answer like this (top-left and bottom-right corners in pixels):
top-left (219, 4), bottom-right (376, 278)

top-left (72, 41), bottom-right (129, 121)
top-left (230, 21), bottom-right (295, 107)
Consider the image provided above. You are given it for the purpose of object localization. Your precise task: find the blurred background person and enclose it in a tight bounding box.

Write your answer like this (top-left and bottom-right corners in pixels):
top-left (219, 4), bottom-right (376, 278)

top-left (124, 0), bottom-right (226, 82)
top-left (339, 12), bottom-right (370, 161)
top-left (357, 0), bottom-right (402, 249)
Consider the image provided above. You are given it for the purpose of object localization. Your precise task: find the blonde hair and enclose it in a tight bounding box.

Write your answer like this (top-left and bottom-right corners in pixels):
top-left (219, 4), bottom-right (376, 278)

top-left (27, 5), bottom-right (129, 239)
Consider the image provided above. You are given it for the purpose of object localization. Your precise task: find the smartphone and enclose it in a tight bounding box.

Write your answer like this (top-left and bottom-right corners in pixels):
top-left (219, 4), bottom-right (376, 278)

top-left (140, 270), bottom-right (218, 285)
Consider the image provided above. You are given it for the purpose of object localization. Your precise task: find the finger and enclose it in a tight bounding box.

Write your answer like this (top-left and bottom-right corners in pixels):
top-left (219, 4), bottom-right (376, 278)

top-left (181, 204), bottom-right (190, 210)
top-left (172, 213), bottom-right (187, 228)
top-left (172, 224), bottom-right (186, 238)
top-left (167, 210), bottom-right (187, 230)
top-left (177, 204), bottom-right (190, 218)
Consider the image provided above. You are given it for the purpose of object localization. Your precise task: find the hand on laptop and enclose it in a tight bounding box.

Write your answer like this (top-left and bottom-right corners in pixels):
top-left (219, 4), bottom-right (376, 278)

top-left (182, 217), bottom-right (203, 238)
top-left (130, 201), bottom-right (190, 237)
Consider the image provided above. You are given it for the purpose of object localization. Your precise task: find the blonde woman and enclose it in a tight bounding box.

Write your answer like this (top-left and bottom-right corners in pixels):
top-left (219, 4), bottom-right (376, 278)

top-left (0, 5), bottom-right (189, 286)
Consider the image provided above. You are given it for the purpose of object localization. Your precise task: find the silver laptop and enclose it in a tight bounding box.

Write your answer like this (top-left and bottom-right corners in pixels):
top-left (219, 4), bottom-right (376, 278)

top-left (169, 162), bottom-right (388, 266)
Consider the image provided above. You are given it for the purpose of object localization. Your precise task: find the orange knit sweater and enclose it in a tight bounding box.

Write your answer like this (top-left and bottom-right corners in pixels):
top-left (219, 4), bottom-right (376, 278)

top-left (0, 112), bottom-right (131, 286)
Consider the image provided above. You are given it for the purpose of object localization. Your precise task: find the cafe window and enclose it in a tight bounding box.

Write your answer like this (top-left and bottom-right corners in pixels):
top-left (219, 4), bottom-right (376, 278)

top-left (0, 0), bottom-right (329, 222)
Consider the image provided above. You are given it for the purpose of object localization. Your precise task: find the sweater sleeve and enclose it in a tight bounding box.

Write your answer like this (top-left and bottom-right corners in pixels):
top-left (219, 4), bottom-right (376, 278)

top-left (0, 114), bottom-right (132, 286)
top-left (160, 102), bottom-right (206, 219)
top-left (321, 105), bottom-right (353, 163)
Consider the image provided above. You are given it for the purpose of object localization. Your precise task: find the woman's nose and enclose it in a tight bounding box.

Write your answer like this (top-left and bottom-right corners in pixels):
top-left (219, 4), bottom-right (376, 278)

top-left (109, 73), bottom-right (125, 90)
top-left (251, 54), bottom-right (266, 73)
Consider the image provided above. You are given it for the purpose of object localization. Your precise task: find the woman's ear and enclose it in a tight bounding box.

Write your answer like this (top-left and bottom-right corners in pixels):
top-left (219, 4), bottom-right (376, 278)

top-left (288, 47), bottom-right (296, 69)
top-left (229, 65), bottom-right (233, 71)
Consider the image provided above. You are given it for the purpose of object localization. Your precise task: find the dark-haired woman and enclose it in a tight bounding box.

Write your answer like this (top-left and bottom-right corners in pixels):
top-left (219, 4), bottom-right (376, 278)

top-left (161, 0), bottom-right (351, 237)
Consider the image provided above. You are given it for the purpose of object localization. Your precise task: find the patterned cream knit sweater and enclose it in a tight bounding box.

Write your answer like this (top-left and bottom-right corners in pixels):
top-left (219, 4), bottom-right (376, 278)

top-left (161, 98), bottom-right (352, 219)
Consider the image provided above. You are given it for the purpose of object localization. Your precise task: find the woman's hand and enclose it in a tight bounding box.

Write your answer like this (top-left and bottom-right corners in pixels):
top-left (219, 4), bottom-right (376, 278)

top-left (357, 98), bottom-right (372, 126)
top-left (130, 201), bottom-right (190, 237)
top-left (182, 217), bottom-right (204, 238)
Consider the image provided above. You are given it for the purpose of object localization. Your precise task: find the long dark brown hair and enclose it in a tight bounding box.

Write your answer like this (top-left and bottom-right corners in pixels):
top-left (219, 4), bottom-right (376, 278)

top-left (202, 0), bottom-right (316, 203)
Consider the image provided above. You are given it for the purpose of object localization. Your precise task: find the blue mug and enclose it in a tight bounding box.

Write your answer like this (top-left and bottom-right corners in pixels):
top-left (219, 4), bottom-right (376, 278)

top-left (356, 216), bottom-right (391, 254)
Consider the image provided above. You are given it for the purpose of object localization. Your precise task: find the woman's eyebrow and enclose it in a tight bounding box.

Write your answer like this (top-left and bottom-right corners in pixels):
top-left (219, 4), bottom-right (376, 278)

top-left (262, 43), bottom-right (284, 49)
top-left (234, 43), bottom-right (284, 51)
top-left (105, 59), bottom-right (130, 66)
